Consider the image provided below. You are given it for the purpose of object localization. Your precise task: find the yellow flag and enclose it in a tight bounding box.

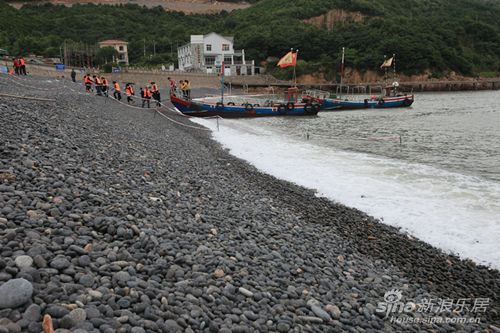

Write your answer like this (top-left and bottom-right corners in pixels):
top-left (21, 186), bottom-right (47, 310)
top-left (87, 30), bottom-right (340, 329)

top-left (380, 57), bottom-right (394, 69)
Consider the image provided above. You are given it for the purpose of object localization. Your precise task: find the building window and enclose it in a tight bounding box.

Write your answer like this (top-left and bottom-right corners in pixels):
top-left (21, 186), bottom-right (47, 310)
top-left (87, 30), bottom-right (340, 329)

top-left (119, 46), bottom-right (124, 51)
top-left (222, 44), bottom-right (229, 51)
top-left (119, 54), bottom-right (125, 60)
top-left (205, 56), bottom-right (215, 65)
top-left (206, 44), bottom-right (212, 51)
top-left (224, 56), bottom-right (232, 64)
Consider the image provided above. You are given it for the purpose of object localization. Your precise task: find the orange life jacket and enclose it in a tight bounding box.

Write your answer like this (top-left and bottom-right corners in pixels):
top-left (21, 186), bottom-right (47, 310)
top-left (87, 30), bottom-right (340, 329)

top-left (151, 84), bottom-right (158, 92)
top-left (85, 76), bottom-right (92, 84)
top-left (19, 59), bottom-right (25, 66)
top-left (94, 77), bottom-right (101, 85)
top-left (144, 89), bottom-right (151, 98)
top-left (126, 87), bottom-right (132, 95)
top-left (102, 78), bottom-right (108, 86)
top-left (169, 80), bottom-right (176, 87)
top-left (114, 83), bottom-right (120, 91)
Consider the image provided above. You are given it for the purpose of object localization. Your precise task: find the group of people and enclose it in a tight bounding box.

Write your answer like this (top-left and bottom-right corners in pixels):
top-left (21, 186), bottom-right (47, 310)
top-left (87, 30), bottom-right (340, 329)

top-left (11, 58), bottom-right (27, 75)
top-left (179, 79), bottom-right (191, 99)
top-left (82, 73), bottom-right (161, 108)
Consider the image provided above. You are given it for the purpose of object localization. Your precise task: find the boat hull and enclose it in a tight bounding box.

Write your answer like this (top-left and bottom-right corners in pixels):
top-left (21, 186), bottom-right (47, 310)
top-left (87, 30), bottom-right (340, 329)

top-left (322, 95), bottom-right (414, 110)
top-left (170, 94), bottom-right (320, 118)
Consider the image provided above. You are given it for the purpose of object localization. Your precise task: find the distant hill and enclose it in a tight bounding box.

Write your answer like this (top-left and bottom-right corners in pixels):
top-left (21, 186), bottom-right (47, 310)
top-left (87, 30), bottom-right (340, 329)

top-left (1, 0), bottom-right (499, 79)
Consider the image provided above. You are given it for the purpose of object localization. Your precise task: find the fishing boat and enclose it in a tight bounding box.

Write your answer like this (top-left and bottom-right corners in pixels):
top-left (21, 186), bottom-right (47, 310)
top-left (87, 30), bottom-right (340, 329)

top-left (319, 50), bottom-right (414, 110)
top-left (170, 87), bottom-right (322, 118)
top-left (321, 82), bottom-right (414, 110)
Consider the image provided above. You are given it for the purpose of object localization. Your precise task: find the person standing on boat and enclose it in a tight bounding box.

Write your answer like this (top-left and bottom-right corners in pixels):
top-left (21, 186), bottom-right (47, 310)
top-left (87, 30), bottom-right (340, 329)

top-left (180, 80), bottom-right (187, 98)
top-left (168, 77), bottom-right (176, 94)
top-left (185, 80), bottom-right (191, 99)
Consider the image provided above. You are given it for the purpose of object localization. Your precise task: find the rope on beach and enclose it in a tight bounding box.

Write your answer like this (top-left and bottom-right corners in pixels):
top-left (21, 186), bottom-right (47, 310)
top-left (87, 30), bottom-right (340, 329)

top-left (0, 93), bottom-right (56, 102)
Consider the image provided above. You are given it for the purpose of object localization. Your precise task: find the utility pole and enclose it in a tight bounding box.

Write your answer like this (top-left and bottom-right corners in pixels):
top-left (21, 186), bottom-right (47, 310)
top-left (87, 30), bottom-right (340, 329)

top-left (153, 40), bottom-right (156, 56)
top-left (143, 38), bottom-right (146, 58)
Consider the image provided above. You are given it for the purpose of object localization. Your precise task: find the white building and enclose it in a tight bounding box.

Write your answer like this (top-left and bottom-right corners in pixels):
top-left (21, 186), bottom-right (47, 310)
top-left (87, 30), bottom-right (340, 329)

top-left (98, 40), bottom-right (129, 65)
top-left (178, 32), bottom-right (255, 76)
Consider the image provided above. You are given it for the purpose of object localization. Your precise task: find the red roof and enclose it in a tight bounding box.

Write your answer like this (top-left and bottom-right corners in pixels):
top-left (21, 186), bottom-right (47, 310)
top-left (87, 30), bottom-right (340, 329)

top-left (99, 40), bottom-right (128, 44)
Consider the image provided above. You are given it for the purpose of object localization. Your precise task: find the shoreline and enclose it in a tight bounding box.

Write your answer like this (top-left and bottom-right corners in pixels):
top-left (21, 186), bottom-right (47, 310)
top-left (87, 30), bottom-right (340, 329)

top-left (0, 74), bottom-right (498, 331)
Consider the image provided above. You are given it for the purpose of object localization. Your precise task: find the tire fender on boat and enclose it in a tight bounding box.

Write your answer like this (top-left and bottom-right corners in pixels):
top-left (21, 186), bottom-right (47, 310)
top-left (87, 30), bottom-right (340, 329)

top-left (227, 102), bottom-right (235, 106)
top-left (278, 104), bottom-right (287, 114)
top-left (216, 102), bottom-right (224, 110)
top-left (245, 103), bottom-right (253, 112)
top-left (378, 99), bottom-right (385, 105)
top-left (403, 98), bottom-right (412, 106)
top-left (286, 102), bottom-right (295, 111)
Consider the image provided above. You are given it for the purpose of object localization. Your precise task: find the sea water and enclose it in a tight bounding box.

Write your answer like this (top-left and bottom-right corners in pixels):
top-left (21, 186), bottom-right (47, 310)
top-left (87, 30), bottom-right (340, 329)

top-left (190, 90), bottom-right (500, 269)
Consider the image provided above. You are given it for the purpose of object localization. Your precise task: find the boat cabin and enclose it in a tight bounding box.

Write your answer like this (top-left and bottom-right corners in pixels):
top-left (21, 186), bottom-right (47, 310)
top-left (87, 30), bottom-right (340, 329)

top-left (284, 87), bottom-right (299, 103)
top-left (383, 82), bottom-right (399, 97)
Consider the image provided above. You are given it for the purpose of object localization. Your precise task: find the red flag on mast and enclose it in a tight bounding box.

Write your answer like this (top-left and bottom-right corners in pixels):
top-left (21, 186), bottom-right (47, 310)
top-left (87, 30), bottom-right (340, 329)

top-left (277, 51), bottom-right (297, 68)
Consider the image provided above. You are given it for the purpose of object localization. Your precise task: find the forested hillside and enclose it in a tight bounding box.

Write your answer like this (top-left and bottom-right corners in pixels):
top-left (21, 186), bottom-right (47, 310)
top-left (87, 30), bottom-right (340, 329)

top-left (1, 0), bottom-right (499, 79)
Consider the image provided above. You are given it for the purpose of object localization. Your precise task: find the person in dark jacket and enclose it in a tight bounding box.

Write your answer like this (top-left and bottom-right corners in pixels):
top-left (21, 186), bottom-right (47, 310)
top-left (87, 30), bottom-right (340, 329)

top-left (71, 69), bottom-right (76, 82)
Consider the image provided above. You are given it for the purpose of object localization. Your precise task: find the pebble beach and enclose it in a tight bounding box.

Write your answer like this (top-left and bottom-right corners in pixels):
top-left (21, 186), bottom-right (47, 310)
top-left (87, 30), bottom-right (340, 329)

top-left (0, 75), bottom-right (498, 332)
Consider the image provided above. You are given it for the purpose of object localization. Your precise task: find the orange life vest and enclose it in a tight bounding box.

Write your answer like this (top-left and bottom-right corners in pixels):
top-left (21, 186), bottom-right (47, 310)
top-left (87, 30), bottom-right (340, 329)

top-left (169, 80), bottom-right (176, 87)
top-left (114, 83), bottom-right (120, 91)
top-left (144, 89), bottom-right (151, 98)
top-left (126, 87), bottom-right (132, 96)
top-left (85, 76), bottom-right (92, 84)
top-left (19, 59), bottom-right (25, 66)
top-left (94, 77), bottom-right (101, 85)
top-left (102, 78), bottom-right (108, 86)
top-left (151, 84), bottom-right (158, 92)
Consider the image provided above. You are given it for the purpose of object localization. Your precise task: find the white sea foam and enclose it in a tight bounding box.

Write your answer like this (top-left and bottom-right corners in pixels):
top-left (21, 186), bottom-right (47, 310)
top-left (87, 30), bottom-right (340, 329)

top-left (192, 117), bottom-right (500, 269)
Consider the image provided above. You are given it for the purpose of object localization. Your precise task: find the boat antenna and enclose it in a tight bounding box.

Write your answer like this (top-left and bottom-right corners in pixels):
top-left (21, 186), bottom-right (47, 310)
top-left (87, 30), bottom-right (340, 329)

top-left (339, 46), bottom-right (345, 98)
top-left (393, 53), bottom-right (396, 83)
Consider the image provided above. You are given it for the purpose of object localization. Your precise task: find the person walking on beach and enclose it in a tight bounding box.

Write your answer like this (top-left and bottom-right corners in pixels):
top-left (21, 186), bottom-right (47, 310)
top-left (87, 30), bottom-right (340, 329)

top-left (84, 74), bottom-right (93, 92)
top-left (93, 75), bottom-right (102, 96)
top-left (19, 57), bottom-right (26, 75)
top-left (101, 76), bottom-right (109, 97)
top-left (141, 86), bottom-right (151, 108)
top-left (113, 81), bottom-right (121, 101)
top-left (71, 69), bottom-right (76, 82)
top-left (12, 59), bottom-right (19, 75)
top-left (151, 82), bottom-right (160, 107)
top-left (125, 83), bottom-right (135, 104)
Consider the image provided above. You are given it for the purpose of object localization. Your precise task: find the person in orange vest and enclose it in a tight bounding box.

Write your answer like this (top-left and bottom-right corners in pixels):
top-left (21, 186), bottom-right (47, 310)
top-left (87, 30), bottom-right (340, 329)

top-left (125, 83), bottom-right (135, 104)
top-left (150, 81), bottom-right (161, 107)
top-left (93, 75), bottom-right (102, 96)
top-left (84, 74), bottom-right (93, 92)
top-left (141, 86), bottom-right (151, 108)
top-left (112, 81), bottom-right (121, 101)
top-left (19, 57), bottom-right (26, 75)
top-left (12, 59), bottom-right (19, 75)
top-left (101, 77), bottom-right (109, 97)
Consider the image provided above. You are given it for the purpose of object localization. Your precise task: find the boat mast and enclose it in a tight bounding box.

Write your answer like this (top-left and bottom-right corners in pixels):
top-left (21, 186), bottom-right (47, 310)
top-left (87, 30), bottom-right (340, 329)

top-left (221, 60), bottom-right (224, 104)
top-left (292, 48), bottom-right (298, 87)
top-left (339, 46), bottom-right (345, 97)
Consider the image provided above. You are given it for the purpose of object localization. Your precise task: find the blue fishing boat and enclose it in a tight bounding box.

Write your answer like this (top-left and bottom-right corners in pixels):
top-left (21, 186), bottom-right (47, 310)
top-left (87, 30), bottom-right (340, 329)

top-left (320, 83), bottom-right (414, 110)
top-left (170, 87), bottom-right (324, 118)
